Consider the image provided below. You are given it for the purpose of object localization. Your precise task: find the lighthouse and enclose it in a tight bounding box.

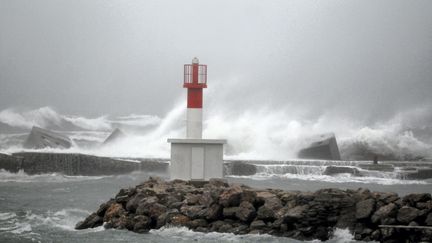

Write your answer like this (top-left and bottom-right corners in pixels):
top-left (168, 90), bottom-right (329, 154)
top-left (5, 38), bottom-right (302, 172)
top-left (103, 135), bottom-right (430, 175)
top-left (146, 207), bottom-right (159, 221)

top-left (168, 58), bottom-right (226, 181)
top-left (184, 57), bottom-right (206, 139)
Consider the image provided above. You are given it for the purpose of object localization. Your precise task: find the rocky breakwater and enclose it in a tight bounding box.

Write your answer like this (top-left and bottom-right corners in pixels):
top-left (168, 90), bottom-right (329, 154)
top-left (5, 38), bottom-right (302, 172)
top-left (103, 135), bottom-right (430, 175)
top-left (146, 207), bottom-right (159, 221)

top-left (76, 178), bottom-right (432, 242)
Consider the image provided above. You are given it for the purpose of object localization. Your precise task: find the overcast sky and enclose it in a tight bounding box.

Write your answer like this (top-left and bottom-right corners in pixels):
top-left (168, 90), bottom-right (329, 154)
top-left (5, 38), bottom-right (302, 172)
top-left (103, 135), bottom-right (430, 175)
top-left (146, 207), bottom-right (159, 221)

top-left (1, 0), bottom-right (431, 123)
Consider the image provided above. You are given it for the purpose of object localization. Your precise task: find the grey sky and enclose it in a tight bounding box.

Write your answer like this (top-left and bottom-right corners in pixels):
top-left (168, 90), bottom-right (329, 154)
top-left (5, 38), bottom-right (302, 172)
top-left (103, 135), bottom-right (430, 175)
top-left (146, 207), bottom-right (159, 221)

top-left (1, 0), bottom-right (431, 123)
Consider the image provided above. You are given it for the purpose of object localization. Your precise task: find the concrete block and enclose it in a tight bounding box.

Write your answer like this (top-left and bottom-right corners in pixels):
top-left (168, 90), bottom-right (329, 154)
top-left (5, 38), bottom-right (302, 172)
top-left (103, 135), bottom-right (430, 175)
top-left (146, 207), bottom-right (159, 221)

top-left (23, 126), bottom-right (72, 149)
top-left (168, 139), bottom-right (226, 180)
top-left (298, 133), bottom-right (341, 160)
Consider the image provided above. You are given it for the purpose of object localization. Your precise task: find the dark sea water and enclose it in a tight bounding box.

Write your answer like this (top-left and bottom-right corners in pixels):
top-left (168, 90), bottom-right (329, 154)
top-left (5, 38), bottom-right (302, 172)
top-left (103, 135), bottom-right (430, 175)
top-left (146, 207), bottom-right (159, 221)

top-left (1, 167), bottom-right (431, 243)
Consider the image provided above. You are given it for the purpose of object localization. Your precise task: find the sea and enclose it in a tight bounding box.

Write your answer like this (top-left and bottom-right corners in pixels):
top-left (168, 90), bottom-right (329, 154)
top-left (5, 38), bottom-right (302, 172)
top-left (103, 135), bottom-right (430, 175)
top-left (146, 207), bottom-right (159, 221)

top-left (1, 106), bottom-right (432, 242)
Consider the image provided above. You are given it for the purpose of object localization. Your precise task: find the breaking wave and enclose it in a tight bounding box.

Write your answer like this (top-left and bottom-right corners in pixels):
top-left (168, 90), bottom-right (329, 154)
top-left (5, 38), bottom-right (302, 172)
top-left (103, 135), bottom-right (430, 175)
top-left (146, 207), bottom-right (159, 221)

top-left (0, 106), bottom-right (161, 132)
top-left (0, 169), bottom-right (106, 183)
top-left (150, 226), bottom-right (358, 243)
top-left (0, 104), bottom-right (432, 160)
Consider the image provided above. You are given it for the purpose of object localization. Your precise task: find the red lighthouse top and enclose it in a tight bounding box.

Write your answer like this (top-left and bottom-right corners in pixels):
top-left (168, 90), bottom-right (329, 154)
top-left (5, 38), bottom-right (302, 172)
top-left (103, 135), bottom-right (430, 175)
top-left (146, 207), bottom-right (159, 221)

top-left (184, 57), bottom-right (207, 89)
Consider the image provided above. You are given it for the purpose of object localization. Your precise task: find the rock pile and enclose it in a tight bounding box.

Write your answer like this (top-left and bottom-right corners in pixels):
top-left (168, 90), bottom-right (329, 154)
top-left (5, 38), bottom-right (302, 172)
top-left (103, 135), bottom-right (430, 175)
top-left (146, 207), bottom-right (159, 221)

top-left (76, 178), bottom-right (432, 242)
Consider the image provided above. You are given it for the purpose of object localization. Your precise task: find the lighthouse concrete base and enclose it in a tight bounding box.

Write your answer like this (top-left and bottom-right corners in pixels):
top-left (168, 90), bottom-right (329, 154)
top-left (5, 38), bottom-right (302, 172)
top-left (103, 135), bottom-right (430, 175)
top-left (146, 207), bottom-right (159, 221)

top-left (168, 138), bottom-right (226, 180)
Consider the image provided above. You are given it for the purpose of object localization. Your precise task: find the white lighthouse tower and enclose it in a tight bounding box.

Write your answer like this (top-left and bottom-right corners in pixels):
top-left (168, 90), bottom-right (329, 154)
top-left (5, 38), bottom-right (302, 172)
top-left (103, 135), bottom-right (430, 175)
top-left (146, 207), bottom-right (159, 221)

top-left (168, 58), bottom-right (226, 180)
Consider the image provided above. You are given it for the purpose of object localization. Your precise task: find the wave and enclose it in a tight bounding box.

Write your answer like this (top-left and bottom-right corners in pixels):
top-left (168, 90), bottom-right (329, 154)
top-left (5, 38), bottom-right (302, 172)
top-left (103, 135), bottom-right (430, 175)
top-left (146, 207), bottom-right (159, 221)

top-left (150, 226), bottom-right (358, 243)
top-left (1, 104), bottom-right (432, 161)
top-left (0, 208), bottom-right (103, 242)
top-left (0, 106), bottom-right (162, 132)
top-left (0, 169), bottom-right (106, 183)
top-left (230, 172), bottom-right (428, 185)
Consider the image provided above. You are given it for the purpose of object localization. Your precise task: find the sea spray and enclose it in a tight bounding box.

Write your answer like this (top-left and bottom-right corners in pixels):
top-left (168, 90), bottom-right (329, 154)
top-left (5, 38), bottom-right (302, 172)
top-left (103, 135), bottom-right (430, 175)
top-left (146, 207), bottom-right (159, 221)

top-left (1, 104), bottom-right (432, 160)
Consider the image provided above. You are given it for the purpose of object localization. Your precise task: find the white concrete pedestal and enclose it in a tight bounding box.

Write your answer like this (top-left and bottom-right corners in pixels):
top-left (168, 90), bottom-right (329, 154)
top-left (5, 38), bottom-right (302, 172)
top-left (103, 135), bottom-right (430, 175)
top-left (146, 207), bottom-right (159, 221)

top-left (168, 138), bottom-right (226, 180)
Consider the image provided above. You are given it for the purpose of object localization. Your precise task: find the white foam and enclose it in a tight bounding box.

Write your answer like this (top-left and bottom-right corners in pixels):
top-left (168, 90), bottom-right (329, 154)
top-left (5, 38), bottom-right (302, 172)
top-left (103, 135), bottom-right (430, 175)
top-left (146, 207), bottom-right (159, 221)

top-left (230, 171), bottom-right (428, 185)
top-left (331, 228), bottom-right (355, 243)
top-left (1, 104), bottom-right (432, 161)
top-left (0, 169), bottom-right (106, 183)
top-left (0, 212), bottom-right (16, 221)
top-left (151, 226), bottom-right (287, 242)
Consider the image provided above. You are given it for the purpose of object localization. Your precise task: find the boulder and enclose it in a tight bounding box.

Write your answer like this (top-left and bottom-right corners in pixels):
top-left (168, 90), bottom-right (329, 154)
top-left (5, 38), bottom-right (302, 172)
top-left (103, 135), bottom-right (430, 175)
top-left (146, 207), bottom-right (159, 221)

top-left (284, 205), bottom-right (309, 222)
top-left (75, 178), bottom-right (432, 242)
top-left (397, 206), bottom-right (419, 224)
top-left (132, 215), bottom-right (151, 233)
top-left (356, 198), bottom-right (376, 219)
top-left (425, 213), bottom-right (432, 226)
top-left (298, 133), bottom-right (341, 160)
top-left (23, 126), bottom-right (72, 149)
top-left (371, 203), bottom-right (398, 224)
top-left (219, 185), bottom-right (243, 207)
top-left (75, 213), bottom-right (103, 229)
top-left (402, 193), bottom-right (431, 206)
top-left (236, 201), bottom-right (256, 222)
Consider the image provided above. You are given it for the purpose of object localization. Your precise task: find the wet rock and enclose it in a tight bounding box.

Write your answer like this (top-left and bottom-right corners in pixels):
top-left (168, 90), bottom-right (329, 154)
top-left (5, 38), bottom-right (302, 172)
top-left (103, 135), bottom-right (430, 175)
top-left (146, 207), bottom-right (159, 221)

top-left (202, 204), bottom-right (222, 221)
top-left (133, 215), bottom-right (151, 233)
top-left (180, 205), bottom-right (204, 219)
top-left (222, 207), bottom-right (238, 218)
top-left (356, 198), bottom-right (375, 219)
top-left (167, 213), bottom-right (191, 226)
top-left (104, 203), bottom-right (125, 222)
top-left (402, 193), bottom-right (431, 206)
top-left (371, 203), bottom-right (398, 224)
top-left (76, 178), bottom-right (432, 242)
top-left (219, 185), bottom-right (243, 207)
top-left (250, 220), bottom-right (266, 229)
top-left (397, 206), bottom-right (419, 224)
top-left (187, 219), bottom-right (208, 229)
top-left (425, 213), bottom-right (432, 226)
top-left (75, 213), bottom-right (103, 229)
top-left (284, 205), bottom-right (309, 222)
top-left (236, 201), bottom-right (256, 222)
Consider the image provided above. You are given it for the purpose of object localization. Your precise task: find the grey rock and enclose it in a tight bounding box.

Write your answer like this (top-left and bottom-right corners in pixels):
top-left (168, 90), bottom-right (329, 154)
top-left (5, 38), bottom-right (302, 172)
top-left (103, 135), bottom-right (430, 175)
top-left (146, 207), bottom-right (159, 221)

top-left (371, 203), bottom-right (397, 224)
top-left (75, 213), bottom-right (103, 229)
top-left (133, 215), bottom-right (151, 233)
top-left (284, 205), bottom-right (309, 222)
top-left (425, 213), bottom-right (432, 226)
top-left (402, 193), bottom-right (431, 206)
top-left (250, 220), bottom-right (266, 229)
top-left (397, 206), bottom-right (419, 224)
top-left (356, 198), bottom-right (375, 219)
top-left (236, 201), bottom-right (256, 222)
top-left (219, 185), bottom-right (243, 207)
top-left (222, 207), bottom-right (238, 218)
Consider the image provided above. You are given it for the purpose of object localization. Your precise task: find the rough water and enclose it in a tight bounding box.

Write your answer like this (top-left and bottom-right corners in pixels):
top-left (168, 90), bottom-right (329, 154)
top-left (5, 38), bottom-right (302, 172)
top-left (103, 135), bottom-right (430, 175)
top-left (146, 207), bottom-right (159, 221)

top-left (0, 167), bottom-right (431, 243)
top-left (1, 106), bottom-right (432, 242)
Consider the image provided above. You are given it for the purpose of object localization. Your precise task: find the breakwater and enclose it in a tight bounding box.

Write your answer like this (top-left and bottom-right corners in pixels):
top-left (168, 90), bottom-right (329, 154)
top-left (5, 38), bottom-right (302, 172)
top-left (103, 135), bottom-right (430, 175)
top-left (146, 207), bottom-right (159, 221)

top-left (76, 178), bottom-right (432, 242)
top-left (0, 152), bottom-right (168, 176)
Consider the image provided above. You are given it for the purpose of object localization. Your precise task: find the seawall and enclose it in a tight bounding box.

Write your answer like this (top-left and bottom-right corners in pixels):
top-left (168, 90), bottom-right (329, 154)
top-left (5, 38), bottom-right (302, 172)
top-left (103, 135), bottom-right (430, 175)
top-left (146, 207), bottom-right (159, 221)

top-left (0, 152), bottom-right (168, 176)
top-left (76, 178), bottom-right (432, 242)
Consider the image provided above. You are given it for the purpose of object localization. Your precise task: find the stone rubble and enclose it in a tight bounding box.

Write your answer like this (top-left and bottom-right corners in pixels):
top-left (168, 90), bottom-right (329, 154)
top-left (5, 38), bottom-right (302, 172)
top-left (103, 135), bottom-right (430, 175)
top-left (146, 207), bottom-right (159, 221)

top-left (76, 178), bottom-right (432, 242)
